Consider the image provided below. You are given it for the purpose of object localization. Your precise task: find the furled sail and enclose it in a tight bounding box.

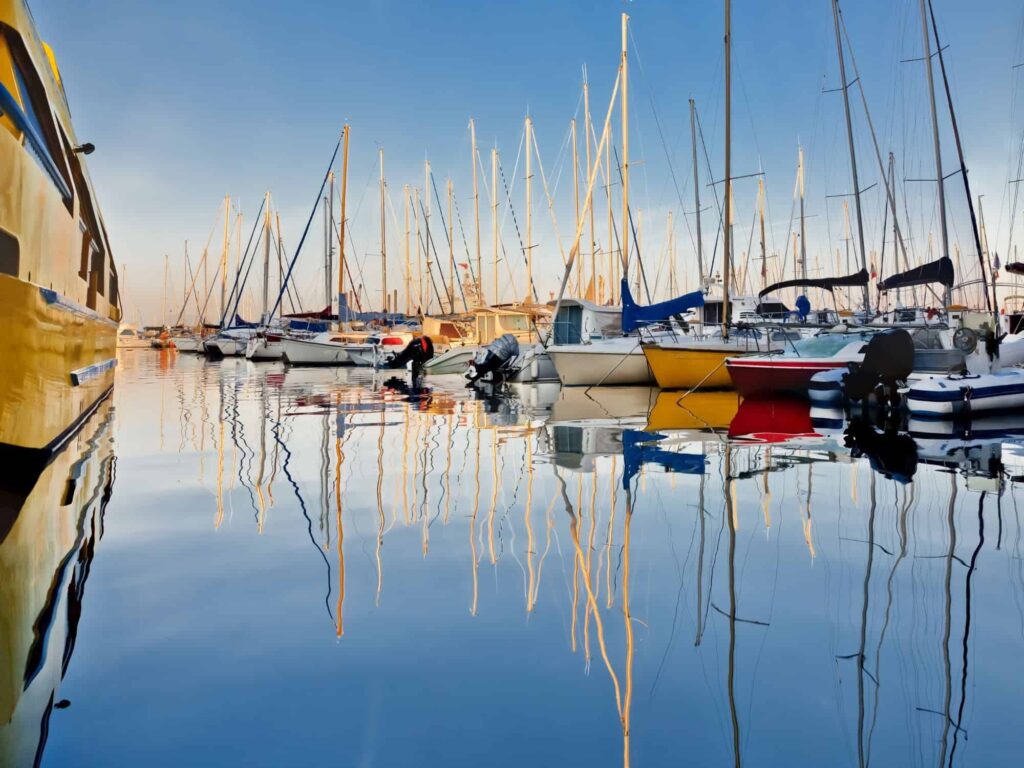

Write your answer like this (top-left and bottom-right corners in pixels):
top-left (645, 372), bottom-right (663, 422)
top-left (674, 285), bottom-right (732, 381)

top-left (758, 268), bottom-right (869, 299)
top-left (877, 256), bottom-right (954, 292)
top-left (621, 278), bottom-right (703, 333)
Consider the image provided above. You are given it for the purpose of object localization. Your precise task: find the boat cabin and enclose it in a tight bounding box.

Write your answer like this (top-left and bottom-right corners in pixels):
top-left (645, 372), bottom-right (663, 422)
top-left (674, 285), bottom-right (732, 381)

top-left (550, 298), bottom-right (622, 345)
top-left (474, 308), bottom-right (536, 345)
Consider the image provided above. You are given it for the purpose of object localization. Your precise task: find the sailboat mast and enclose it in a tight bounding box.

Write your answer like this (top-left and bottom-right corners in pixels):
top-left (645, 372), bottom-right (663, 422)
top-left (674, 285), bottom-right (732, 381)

top-left (262, 191), bottom-right (271, 321)
top-left (722, 0), bottom-right (732, 339)
top-left (404, 185), bottom-right (411, 316)
top-left (620, 12), bottom-right (630, 277)
top-left (220, 195), bottom-right (229, 324)
top-left (162, 253), bottom-right (168, 326)
top-left (525, 115), bottom-right (533, 301)
top-left (918, 0), bottom-right (949, 307)
top-left (379, 147), bottom-right (388, 318)
top-left (338, 124), bottom-right (350, 322)
top-left (690, 98), bottom-right (705, 288)
top-left (447, 177), bottom-right (455, 308)
top-left (584, 70), bottom-right (597, 302)
top-left (327, 171), bottom-right (335, 313)
top-left (831, 0), bottom-right (870, 313)
top-left (492, 147), bottom-right (499, 306)
top-left (572, 117), bottom-right (581, 295)
top-left (798, 145), bottom-right (808, 280)
top-left (470, 118), bottom-right (482, 304)
top-left (758, 178), bottom-right (767, 291)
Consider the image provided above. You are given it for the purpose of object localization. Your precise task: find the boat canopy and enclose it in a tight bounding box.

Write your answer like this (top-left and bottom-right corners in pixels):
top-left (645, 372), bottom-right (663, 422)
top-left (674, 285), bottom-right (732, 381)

top-left (758, 268), bottom-right (869, 299)
top-left (877, 256), bottom-right (954, 292)
top-left (551, 298), bottom-right (621, 345)
top-left (621, 278), bottom-right (703, 334)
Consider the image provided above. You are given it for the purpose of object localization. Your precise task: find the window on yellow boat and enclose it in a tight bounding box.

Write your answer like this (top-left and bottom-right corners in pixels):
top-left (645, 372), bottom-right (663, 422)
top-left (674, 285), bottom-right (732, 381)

top-left (4, 28), bottom-right (73, 207)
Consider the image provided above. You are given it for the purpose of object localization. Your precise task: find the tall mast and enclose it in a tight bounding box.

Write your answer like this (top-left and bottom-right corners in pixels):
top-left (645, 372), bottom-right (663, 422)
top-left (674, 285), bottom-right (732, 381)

top-left (424, 159), bottom-right (432, 310)
top-left (470, 118), bottom-right (482, 305)
top-left (584, 68), bottom-right (597, 301)
top-left (220, 195), bottom-right (229, 324)
top-left (162, 253), bottom-right (168, 326)
top-left (262, 191), bottom-right (271, 322)
top-left (404, 185), bottom-right (411, 316)
top-left (758, 177), bottom-right (767, 291)
top-left (918, 0), bottom-right (949, 307)
top-left (492, 147), bottom-right (499, 306)
top-left (379, 147), bottom-right (387, 318)
top-left (667, 210), bottom-right (676, 296)
top-left (447, 177), bottom-right (455, 307)
top-left (723, 0), bottom-right (732, 339)
top-left (798, 145), bottom-right (808, 280)
top-left (831, 0), bottom-right (870, 313)
top-left (607, 127), bottom-right (615, 304)
top-left (572, 117), bottom-right (581, 295)
top-left (414, 187), bottom-right (426, 314)
top-left (690, 98), bottom-right (705, 287)
top-left (620, 12), bottom-right (630, 277)
top-left (525, 115), bottom-right (533, 302)
top-left (327, 171), bottom-right (335, 313)
top-left (338, 125), bottom-right (350, 321)
top-left (927, 0), bottom-right (989, 311)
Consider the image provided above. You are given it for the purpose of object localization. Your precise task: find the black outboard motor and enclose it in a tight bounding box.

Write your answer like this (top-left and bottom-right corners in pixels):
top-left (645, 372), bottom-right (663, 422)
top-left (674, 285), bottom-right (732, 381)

top-left (844, 419), bottom-right (917, 483)
top-left (843, 329), bottom-right (914, 403)
top-left (385, 336), bottom-right (435, 379)
top-left (467, 334), bottom-right (520, 383)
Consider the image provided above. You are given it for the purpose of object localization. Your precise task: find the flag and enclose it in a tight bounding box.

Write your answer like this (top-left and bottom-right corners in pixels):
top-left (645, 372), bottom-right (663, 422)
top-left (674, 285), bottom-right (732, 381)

top-left (458, 262), bottom-right (469, 269)
top-left (870, 262), bottom-right (877, 279)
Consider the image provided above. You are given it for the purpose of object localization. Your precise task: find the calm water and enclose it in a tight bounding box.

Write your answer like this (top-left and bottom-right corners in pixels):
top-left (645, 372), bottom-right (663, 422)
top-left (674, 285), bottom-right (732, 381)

top-left (3, 350), bottom-right (1024, 766)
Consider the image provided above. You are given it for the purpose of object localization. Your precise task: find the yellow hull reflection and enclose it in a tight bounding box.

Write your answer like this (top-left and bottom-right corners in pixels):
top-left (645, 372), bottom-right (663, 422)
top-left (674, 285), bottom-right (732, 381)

top-left (0, 275), bottom-right (116, 452)
top-left (0, 399), bottom-right (114, 765)
top-left (647, 390), bottom-right (740, 432)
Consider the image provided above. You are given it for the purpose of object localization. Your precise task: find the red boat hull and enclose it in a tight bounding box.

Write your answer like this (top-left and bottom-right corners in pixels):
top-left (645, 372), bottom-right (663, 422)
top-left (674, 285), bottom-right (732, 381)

top-left (726, 358), bottom-right (849, 397)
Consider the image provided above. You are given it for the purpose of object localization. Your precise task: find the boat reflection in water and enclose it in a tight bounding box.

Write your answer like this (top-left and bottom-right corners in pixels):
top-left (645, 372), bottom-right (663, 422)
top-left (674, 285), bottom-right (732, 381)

top-left (29, 352), bottom-right (1024, 766)
top-left (0, 400), bottom-right (115, 766)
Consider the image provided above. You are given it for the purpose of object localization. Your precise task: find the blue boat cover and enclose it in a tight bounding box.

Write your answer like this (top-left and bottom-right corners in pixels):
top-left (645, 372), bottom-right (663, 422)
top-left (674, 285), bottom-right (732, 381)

top-left (621, 278), bottom-right (703, 333)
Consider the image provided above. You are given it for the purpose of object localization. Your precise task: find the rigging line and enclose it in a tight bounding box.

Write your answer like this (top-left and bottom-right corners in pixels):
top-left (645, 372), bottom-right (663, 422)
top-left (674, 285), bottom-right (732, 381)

top-left (530, 127), bottom-right (570, 269)
top-left (228, 218), bottom-right (268, 325)
top-left (451, 192), bottom-right (481, 293)
top-left (498, 158), bottom-right (536, 302)
top-left (429, 172), bottom-right (470, 312)
top-left (412, 203), bottom-right (448, 312)
top-left (268, 135), bottom-right (343, 320)
top-left (330, 213), bottom-right (365, 313)
top-left (221, 196), bottom-right (267, 326)
top-left (627, 26), bottom-right (699, 278)
top-left (417, 195), bottom-right (454, 312)
top-left (695, 108), bottom-right (725, 280)
top-left (612, 145), bottom-right (653, 303)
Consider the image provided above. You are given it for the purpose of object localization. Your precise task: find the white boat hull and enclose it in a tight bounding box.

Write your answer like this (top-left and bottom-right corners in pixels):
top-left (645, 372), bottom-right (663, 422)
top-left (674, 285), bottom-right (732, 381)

top-left (548, 344), bottom-right (653, 386)
top-left (508, 345), bottom-right (558, 382)
top-left (245, 337), bottom-right (283, 361)
top-left (907, 369), bottom-right (1024, 417)
top-left (423, 346), bottom-right (479, 375)
top-left (281, 337), bottom-right (350, 366)
top-left (171, 336), bottom-right (203, 353)
top-left (344, 344), bottom-right (378, 367)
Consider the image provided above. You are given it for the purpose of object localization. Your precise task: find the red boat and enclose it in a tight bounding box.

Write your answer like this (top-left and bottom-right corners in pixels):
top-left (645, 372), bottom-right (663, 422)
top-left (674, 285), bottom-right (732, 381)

top-left (726, 331), bottom-right (874, 397)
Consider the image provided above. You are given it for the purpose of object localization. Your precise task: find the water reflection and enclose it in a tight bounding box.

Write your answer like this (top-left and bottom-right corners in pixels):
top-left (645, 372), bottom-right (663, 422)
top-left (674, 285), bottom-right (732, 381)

top-left (0, 399), bottom-right (115, 766)
top-left (21, 353), bottom-right (1024, 766)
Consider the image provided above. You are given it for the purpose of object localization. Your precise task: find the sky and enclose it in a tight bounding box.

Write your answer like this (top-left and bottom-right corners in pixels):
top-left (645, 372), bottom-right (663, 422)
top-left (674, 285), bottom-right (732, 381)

top-left (31, 0), bottom-right (1024, 322)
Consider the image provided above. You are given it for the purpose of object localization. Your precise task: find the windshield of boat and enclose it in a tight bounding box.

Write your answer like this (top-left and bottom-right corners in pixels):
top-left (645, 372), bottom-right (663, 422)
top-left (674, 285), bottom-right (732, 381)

top-left (790, 333), bottom-right (867, 357)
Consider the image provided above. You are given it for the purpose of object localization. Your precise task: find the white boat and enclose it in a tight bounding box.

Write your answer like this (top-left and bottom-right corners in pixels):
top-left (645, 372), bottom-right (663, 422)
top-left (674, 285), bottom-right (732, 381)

top-left (170, 335), bottom-right (204, 353)
top-left (907, 368), bottom-right (1024, 417)
top-left (245, 334), bottom-right (284, 361)
top-left (423, 346), bottom-right (476, 375)
top-left (346, 330), bottom-right (416, 367)
top-left (422, 307), bottom-right (542, 376)
top-left (507, 344), bottom-right (558, 382)
top-left (280, 332), bottom-right (353, 366)
top-left (116, 324), bottom-right (151, 350)
top-left (548, 336), bottom-right (654, 386)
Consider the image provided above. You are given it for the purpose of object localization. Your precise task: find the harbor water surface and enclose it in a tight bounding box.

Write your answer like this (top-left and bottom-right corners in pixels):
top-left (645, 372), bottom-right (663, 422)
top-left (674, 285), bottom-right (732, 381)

top-left (13, 351), bottom-right (1024, 766)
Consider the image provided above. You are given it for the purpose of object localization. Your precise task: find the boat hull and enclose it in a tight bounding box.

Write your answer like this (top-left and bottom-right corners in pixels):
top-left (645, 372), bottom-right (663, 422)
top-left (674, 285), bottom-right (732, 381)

top-left (423, 346), bottom-right (478, 376)
top-left (170, 336), bottom-right (203, 353)
top-left (726, 357), bottom-right (848, 397)
top-left (280, 337), bottom-right (351, 366)
top-left (907, 370), bottom-right (1024, 417)
top-left (0, 275), bottom-right (116, 456)
top-left (548, 346), bottom-right (654, 386)
top-left (245, 337), bottom-right (283, 361)
top-left (642, 344), bottom-right (739, 390)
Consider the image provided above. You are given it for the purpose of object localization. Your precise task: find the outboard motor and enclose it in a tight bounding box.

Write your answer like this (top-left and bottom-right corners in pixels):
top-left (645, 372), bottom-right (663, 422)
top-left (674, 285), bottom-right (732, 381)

top-left (844, 419), bottom-right (917, 483)
top-left (843, 329), bottom-right (914, 403)
top-left (467, 334), bottom-right (520, 383)
top-left (385, 336), bottom-right (435, 379)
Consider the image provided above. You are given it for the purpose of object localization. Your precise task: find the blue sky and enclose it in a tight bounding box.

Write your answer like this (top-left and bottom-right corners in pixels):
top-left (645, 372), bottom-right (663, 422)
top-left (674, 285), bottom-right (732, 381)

top-left (32, 0), bottom-right (1024, 320)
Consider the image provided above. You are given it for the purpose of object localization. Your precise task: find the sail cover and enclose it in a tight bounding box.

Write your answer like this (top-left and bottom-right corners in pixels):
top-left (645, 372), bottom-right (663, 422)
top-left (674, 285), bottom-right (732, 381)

top-left (621, 278), bottom-right (703, 333)
top-left (758, 268), bottom-right (869, 299)
top-left (877, 256), bottom-right (954, 292)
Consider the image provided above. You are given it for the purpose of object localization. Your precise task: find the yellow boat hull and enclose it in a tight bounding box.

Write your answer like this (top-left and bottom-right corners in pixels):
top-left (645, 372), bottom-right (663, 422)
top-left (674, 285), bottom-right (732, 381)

top-left (0, 274), bottom-right (116, 454)
top-left (642, 344), bottom-right (736, 390)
